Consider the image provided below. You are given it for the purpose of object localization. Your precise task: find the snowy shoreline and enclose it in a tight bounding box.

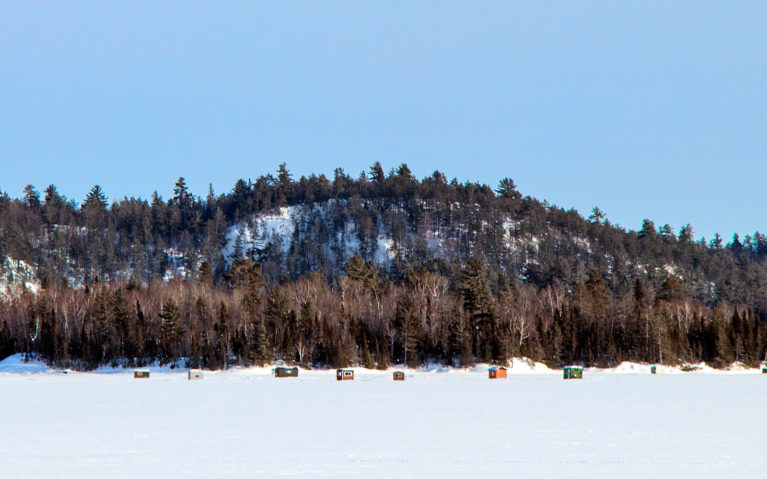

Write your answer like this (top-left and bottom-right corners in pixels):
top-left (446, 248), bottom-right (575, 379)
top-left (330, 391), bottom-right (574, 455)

top-left (1, 353), bottom-right (762, 376)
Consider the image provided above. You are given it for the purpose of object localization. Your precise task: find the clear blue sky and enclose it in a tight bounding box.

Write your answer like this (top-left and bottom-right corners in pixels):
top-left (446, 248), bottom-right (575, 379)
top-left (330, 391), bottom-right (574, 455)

top-left (2, 2), bottom-right (766, 241)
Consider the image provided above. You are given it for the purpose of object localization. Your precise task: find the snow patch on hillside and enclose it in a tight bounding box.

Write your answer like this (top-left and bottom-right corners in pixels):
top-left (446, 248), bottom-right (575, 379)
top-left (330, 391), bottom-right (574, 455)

top-left (161, 247), bottom-right (195, 281)
top-left (664, 263), bottom-right (679, 276)
top-left (217, 201), bottom-right (611, 279)
top-left (0, 257), bottom-right (40, 298)
top-left (375, 236), bottom-right (395, 263)
top-left (223, 206), bottom-right (298, 261)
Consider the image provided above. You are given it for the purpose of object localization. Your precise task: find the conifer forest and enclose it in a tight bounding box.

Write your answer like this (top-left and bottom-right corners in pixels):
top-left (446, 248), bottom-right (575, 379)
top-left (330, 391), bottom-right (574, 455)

top-left (1, 163), bottom-right (766, 370)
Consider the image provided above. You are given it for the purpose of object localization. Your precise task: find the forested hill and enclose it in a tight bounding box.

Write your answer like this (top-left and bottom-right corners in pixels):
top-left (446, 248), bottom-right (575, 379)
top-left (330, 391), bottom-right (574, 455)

top-left (1, 163), bottom-right (766, 369)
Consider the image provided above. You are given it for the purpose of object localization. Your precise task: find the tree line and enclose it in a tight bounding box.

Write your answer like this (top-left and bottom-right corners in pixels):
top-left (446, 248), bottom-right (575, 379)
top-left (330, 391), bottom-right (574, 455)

top-left (1, 257), bottom-right (764, 370)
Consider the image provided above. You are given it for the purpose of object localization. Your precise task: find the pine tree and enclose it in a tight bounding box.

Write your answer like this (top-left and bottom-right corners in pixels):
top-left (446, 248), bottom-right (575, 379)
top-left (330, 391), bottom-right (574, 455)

top-left (82, 185), bottom-right (108, 229)
top-left (212, 301), bottom-right (229, 369)
top-left (172, 177), bottom-right (191, 209)
top-left (495, 178), bottom-right (521, 199)
top-left (446, 306), bottom-right (472, 367)
top-left (374, 339), bottom-right (388, 369)
top-left (461, 258), bottom-right (495, 360)
top-left (112, 288), bottom-right (134, 359)
top-left (395, 293), bottom-right (422, 368)
top-left (709, 233), bottom-right (724, 249)
top-left (199, 261), bottom-right (213, 285)
top-left (276, 163), bottom-right (292, 204)
top-left (252, 314), bottom-right (270, 366)
top-left (588, 207), bottom-right (606, 224)
top-left (83, 185), bottom-right (107, 210)
top-left (134, 299), bottom-right (146, 362)
top-left (361, 337), bottom-right (375, 369)
top-left (369, 162), bottom-right (385, 184)
top-left (23, 184), bottom-right (41, 208)
top-left (658, 275), bottom-right (686, 302)
top-left (159, 298), bottom-right (182, 363)
top-left (93, 288), bottom-right (114, 362)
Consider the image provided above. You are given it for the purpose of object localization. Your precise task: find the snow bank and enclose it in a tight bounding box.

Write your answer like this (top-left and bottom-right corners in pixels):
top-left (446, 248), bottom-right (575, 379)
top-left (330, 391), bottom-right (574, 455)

top-left (88, 360), bottom-right (190, 375)
top-left (0, 354), bottom-right (55, 374)
top-left (1, 353), bottom-right (763, 376)
top-left (591, 361), bottom-right (763, 375)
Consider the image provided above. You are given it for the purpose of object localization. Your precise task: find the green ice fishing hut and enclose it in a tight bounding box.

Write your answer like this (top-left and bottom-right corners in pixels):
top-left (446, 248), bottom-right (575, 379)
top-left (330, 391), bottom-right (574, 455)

top-left (563, 366), bottom-right (583, 379)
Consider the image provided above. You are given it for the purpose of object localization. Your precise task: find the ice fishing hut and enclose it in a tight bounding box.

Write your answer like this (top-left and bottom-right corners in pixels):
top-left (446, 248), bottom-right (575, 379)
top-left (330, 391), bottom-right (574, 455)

top-left (336, 369), bottom-right (354, 381)
top-left (563, 366), bottom-right (583, 380)
top-left (650, 365), bottom-right (657, 374)
top-left (274, 366), bottom-right (299, 378)
top-left (134, 369), bottom-right (150, 379)
top-left (393, 370), bottom-right (405, 381)
top-left (188, 369), bottom-right (203, 380)
top-left (488, 366), bottom-right (508, 379)
top-left (762, 364), bottom-right (767, 374)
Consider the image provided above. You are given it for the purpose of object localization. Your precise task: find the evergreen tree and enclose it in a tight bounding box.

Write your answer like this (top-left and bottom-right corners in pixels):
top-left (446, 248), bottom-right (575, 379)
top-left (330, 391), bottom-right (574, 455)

top-left (159, 298), bottom-right (182, 363)
top-left (395, 293), bottom-right (422, 367)
top-left (658, 275), bottom-right (686, 302)
top-left (369, 162), bottom-right (385, 184)
top-left (495, 178), bottom-right (521, 199)
top-left (588, 207), bottom-right (606, 224)
top-left (172, 177), bottom-right (191, 209)
top-left (709, 233), bottom-right (723, 249)
top-left (112, 288), bottom-right (134, 359)
top-left (212, 301), bottom-right (230, 369)
top-left (83, 185), bottom-right (108, 211)
top-left (252, 314), bottom-right (270, 366)
top-left (276, 163), bottom-right (292, 202)
top-left (199, 261), bottom-right (213, 285)
top-left (461, 258), bottom-right (496, 360)
top-left (361, 337), bottom-right (375, 369)
top-left (23, 184), bottom-right (41, 209)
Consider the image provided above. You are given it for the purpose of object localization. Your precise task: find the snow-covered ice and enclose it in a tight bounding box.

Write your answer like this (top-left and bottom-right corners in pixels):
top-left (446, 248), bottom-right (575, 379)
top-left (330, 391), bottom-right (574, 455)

top-left (1, 360), bottom-right (766, 478)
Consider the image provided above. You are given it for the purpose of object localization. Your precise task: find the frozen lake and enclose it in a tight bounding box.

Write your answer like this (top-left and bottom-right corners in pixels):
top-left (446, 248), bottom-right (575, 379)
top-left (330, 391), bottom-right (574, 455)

top-left (1, 368), bottom-right (766, 478)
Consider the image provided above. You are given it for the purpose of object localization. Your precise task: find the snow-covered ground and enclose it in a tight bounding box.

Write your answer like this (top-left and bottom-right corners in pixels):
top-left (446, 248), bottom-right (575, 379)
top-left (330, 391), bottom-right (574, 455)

top-left (1, 357), bottom-right (766, 478)
top-left (221, 202), bottom-right (399, 265)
